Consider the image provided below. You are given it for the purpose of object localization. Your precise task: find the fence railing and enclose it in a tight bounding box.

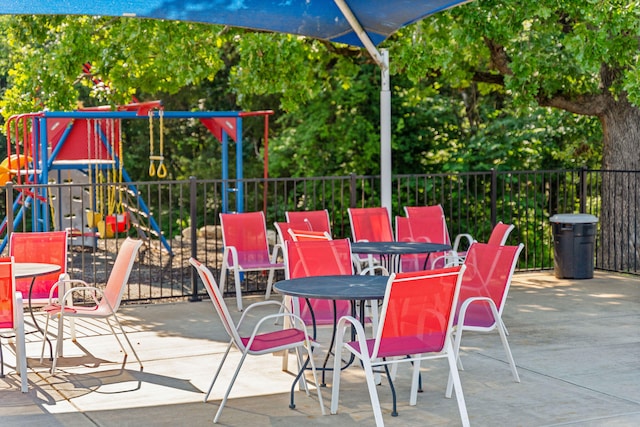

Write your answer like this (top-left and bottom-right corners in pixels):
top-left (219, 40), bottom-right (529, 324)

top-left (1, 168), bottom-right (626, 303)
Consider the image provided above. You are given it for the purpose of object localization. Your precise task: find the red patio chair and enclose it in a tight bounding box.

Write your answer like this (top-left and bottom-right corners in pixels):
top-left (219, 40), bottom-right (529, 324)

top-left (487, 221), bottom-right (516, 245)
top-left (40, 237), bottom-right (144, 374)
top-left (330, 266), bottom-right (470, 427)
top-left (9, 230), bottom-right (69, 305)
top-left (0, 257), bottom-right (28, 392)
top-left (286, 209), bottom-right (332, 236)
top-left (284, 238), bottom-right (353, 327)
top-left (273, 221), bottom-right (311, 245)
top-left (189, 257), bottom-right (325, 424)
top-left (348, 207), bottom-right (394, 270)
top-left (10, 230), bottom-right (70, 361)
top-left (395, 215), bottom-right (450, 271)
top-left (219, 211), bottom-right (284, 311)
top-left (445, 242), bottom-right (524, 398)
top-left (404, 204), bottom-right (474, 263)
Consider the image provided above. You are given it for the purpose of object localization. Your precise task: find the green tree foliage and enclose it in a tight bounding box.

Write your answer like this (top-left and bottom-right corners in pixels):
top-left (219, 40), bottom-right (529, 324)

top-left (0, 4), bottom-right (620, 182)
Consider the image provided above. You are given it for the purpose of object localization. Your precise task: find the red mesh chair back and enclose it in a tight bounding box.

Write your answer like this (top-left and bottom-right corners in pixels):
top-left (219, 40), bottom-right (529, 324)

top-left (286, 209), bottom-right (331, 235)
top-left (220, 212), bottom-right (272, 267)
top-left (0, 257), bottom-right (15, 329)
top-left (348, 207), bottom-right (394, 242)
top-left (403, 205), bottom-right (451, 245)
top-left (487, 222), bottom-right (515, 246)
top-left (374, 266), bottom-right (463, 358)
top-left (285, 239), bottom-right (353, 325)
top-left (274, 221), bottom-right (311, 244)
top-left (455, 243), bottom-right (522, 328)
top-left (396, 216), bottom-right (450, 271)
top-left (189, 258), bottom-right (242, 345)
top-left (9, 231), bottom-right (68, 302)
top-left (404, 204), bottom-right (445, 218)
top-left (99, 237), bottom-right (143, 314)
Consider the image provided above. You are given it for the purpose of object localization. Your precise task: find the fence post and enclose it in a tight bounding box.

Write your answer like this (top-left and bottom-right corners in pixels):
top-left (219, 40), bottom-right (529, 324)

top-left (349, 173), bottom-right (357, 208)
top-left (189, 176), bottom-right (201, 302)
top-left (490, 169), bottom-right (497, 226)
top-left (579, 166), bottom-right (587, 213)
top-left (5, 182), bottom-right (14, 236)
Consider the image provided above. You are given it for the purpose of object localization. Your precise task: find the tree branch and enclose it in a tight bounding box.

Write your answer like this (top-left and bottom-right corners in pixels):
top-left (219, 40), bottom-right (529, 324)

top-left (484, 37), bottom-right (513, 76)
top-left (537, 92), bottom-right (610, 116)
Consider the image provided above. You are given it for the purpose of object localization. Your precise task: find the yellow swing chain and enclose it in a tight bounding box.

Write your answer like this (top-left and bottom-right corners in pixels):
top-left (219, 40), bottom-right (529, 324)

top-left (149, 112), bottom-right (156, 177)
top-left (148, 109), bottom-right (167, 178)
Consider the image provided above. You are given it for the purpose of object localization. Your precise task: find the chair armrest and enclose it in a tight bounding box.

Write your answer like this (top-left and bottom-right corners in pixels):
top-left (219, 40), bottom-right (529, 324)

top-left (222, 245), bottom-right (239, 268)
top-left (431, 253), bottom-right (463, 268)
top-left (238, 299), bottom-right (289, 327)
top-left (270, 243), bottom-right (284, 263)
top-left (246, 311), bottom-right (318, 350)
top-left (452, 233), bottom-right (475, 253)
top-left (360, 265), bottom-right (389, 276)
top-left (456, 296), bottom-right (499, 328)
top-left (334, 315), bottom-right (369, 356)
top-left (60, 285), bottom-right (108, 310)
top-left (48, 278), bottom-right (89, 304)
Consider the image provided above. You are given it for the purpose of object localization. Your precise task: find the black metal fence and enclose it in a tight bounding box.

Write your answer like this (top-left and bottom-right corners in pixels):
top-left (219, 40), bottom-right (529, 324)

top-left (1, 168), bottom-right (627, 303)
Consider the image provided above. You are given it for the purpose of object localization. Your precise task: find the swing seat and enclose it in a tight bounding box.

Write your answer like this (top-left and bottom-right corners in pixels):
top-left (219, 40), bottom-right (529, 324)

top-left (97, 213), bottom-right (130, 238)
top-left (106, 212), bottom-right (131, 234)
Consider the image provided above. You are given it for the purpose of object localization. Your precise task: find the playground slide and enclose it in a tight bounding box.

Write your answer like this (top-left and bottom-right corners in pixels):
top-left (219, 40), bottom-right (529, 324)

top-left (0, 154), bottom-right (31, 185)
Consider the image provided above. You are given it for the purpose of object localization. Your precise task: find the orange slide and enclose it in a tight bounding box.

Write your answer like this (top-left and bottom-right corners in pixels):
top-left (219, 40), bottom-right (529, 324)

top-left (0, 154), bottom-right (31, 185)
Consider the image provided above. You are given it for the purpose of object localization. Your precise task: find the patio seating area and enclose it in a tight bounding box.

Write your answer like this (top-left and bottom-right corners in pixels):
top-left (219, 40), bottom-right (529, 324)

top-left (0, 271), bottom-right (638, 426)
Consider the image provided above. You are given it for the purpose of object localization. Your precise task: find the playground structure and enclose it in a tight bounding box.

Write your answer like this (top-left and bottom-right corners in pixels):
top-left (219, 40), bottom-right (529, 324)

top-left (1, 101), bottom-right (274, 254)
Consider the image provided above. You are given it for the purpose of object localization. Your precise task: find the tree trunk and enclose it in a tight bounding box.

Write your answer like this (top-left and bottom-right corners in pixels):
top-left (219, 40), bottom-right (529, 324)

top-left (597, 96), bottom-right (640, 271)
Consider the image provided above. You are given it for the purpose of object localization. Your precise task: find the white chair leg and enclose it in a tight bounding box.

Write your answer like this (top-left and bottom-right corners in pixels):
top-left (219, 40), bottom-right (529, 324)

top-left (265, 267), bottom-right (275, 300)
top-left (40, 315), bottom-right (51, 364)
top-left (110, 315), bottom-right (143, 370)
top-left (304, 341), bottom-right (325, 415)
top-left (233, 269), bottom-right (243, 311)
top-left (219, 264), bottom-right (243, 311)
top-left (496, 316), bottom-right (520, 382)
top-left (330, 331), bottom-right (345, 415)
top-left (205, 341), bottom-right (232, 402)
top-left (51, 314), bottom-right (65, 374)
top-left (501, 318), bottom-right (510, 335)
top-left (446, 328), bottom-right (464, 398)
top-left (409, 358), bottom-right (421, 406)
top-left (15, 301), bottom-right (28, 393)
top-left (294, 346), bottom-right (309, 393)
top-left (362, 358), bottom-right (384, 427)
top-left (446, 345), bottom-right (470, 427)
top-left (213, 351), bottom-right (248, 423)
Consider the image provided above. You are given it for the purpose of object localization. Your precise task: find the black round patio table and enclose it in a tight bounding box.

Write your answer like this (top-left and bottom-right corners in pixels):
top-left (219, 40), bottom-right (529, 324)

top-left (351, 241), bottom-right (451, 272)
top-left (274, 274), bottom-right (388, 302)
top-left (274, 274), bottom-right (389, 387)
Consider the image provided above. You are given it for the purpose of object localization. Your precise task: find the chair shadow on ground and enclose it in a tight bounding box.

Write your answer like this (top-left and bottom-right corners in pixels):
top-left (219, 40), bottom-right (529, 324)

top-left (26, 339), bottom-right (201, 401)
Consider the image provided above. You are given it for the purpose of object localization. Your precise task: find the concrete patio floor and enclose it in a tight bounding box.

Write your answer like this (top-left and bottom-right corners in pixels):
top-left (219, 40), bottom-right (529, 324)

top-left (1, 271), bottom-right (639, 426)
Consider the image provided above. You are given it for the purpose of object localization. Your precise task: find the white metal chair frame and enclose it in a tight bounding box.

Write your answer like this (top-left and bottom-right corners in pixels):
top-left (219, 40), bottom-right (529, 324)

top-left (190, 258), bottom-right (325, 423)
top-left (0, 257), bottom-right (28, 392)
top-left (445, 243), bottom-right (525, 398)
top-left (331, 267), bottom-right (470, 427)
top-left (40, 238), bottom-right (144, 374)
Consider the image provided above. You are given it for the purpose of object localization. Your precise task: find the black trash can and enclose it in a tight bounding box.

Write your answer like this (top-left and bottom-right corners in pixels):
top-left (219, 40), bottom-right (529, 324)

top-left (550, 214), bottom-right (599, 279)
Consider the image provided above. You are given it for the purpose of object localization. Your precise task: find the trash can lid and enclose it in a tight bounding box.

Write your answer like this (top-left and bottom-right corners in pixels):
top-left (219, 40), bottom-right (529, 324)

top-left (550, 213), bottom-right (599, 223)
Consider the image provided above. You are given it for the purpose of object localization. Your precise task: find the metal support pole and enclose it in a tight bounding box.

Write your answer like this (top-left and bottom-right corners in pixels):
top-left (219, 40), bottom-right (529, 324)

top-left (189, 176), bottom-right (201, 302)
top-left (380, 49), bottom-right (392, 213)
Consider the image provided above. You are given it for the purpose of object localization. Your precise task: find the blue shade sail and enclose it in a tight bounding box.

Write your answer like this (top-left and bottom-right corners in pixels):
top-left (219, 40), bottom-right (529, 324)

top-left (0, 0), bottom-right (471, 48)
